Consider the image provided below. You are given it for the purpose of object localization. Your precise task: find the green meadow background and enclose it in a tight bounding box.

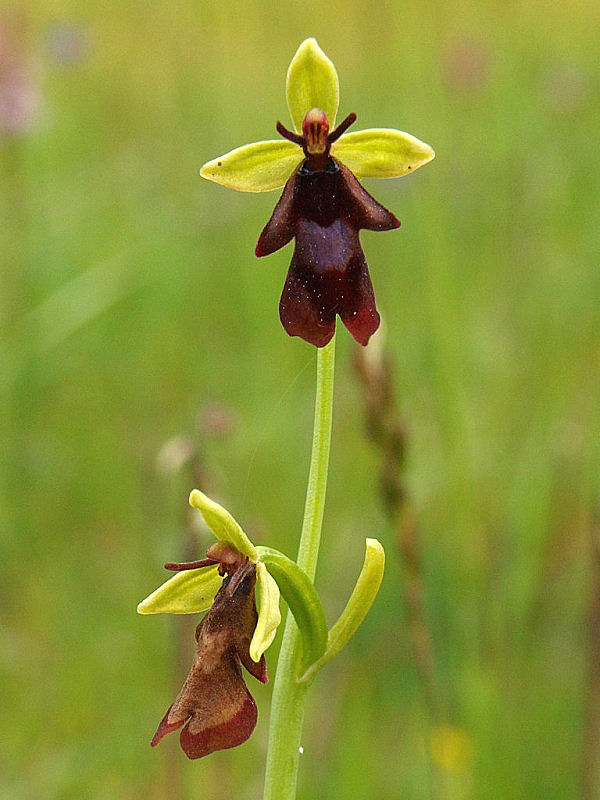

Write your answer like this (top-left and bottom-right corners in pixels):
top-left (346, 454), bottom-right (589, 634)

top-left (1, 1), bottom-right (599, 798)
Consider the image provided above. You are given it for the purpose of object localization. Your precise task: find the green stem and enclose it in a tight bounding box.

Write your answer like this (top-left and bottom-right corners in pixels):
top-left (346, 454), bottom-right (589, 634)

top-left (262, 335), bottom-right (336, 800)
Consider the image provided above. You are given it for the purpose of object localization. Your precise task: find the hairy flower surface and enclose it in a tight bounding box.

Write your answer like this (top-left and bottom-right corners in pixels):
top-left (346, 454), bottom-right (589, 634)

top-left (201, 38), bottom-right (434, 347)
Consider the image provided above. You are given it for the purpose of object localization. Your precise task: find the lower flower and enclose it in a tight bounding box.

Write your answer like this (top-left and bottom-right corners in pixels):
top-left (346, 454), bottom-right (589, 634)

top-left (139, 489), bottom-right (387, 757)
top-left (151, 556), bottom-right (267, 759)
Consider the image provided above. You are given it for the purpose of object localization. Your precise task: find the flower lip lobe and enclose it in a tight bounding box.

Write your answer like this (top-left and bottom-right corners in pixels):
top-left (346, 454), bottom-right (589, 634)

top-left (179, 691), bottom-right (258, 759)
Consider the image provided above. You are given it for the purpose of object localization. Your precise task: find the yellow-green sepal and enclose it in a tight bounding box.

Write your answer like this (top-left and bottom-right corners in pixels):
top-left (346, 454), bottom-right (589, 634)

top-left (299, 538), bottom-right (385, 682)
top-left (250, 562), bottom-right (282, 662)
top-left (256, 546), bottom-right (328, 674)
top-left (189, 489), bottom-right (258, 560)
top-left (137, 563), bottom-right (222, 615)
top-left (286, 38), bottom-right (339, 133)
top-left (332, 129), bottom-right (435, 178)
top-left (200, 140), bottom-right (302, 193)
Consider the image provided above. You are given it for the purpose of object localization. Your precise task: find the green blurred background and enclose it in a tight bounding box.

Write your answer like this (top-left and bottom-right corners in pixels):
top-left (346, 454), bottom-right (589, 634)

top-left (1, 1), bottom-right (599, 798)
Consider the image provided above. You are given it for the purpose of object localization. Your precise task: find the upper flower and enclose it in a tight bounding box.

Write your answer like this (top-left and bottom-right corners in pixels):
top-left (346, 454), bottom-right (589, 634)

top-left (200, 38), bottom-right (435, 193)
top-left (200, 39), bottom-right (434, 348)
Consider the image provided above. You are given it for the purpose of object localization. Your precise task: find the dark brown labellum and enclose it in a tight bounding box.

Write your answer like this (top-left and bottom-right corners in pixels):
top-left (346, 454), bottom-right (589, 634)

top-left (256, 157), bottom-right (400, 348)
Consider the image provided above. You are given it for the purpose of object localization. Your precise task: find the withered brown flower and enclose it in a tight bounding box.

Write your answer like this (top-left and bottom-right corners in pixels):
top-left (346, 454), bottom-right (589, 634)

top-left (151, 555), bottom-right (267, 759)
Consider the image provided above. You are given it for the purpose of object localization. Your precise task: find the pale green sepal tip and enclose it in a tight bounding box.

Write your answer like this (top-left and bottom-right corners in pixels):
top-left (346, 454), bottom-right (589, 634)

top-left (250, 562), bottom-right (282, 662)
top-left (200, 140), bottom-right (302, 193)
top-left (256, 546), bottom-right (328, 674)
top-left (137, 563), bottom-right (222, 615)
top-left (188, 489), bottom-right (258, 560)
top-left (286, 38), bottom-right (339, 134)
top-left (299, 538), bottom-right (385, 682)
top-left (332, 129), bottom-right (435, 178)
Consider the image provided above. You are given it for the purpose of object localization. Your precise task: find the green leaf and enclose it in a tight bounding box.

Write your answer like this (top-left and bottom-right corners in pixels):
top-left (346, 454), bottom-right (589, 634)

top-left (188, 490), bottom-right (258, 560)
top-left (250, 562), bottom-right (282, 662)
top-left (200, 140), bottom-right (302, 192)
top-left (256, 546), bottom-right (328, 674)
top-left (332, 129), bottom-right (435, 178)
top-left (286, 38), bottom-right (339, 134)
top-left (137, 563), bottom-right (222, 615)
top-left (299, 538), bottom-right (385, 682)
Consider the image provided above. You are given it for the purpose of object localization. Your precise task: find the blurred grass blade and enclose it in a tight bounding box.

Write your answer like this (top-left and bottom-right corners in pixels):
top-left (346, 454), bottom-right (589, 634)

top-left (23, 252), bottom-right (133, 354)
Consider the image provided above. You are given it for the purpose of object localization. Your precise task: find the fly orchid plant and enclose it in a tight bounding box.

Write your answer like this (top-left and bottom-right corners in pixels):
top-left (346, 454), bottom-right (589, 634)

top-left (139, 37), bottom-right (434, 800)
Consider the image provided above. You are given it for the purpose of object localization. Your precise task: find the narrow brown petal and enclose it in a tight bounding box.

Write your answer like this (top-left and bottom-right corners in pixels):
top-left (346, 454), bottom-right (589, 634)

top-left (164, 557), bottom-right (216, 571)
top-left (255, 169), bottom-right (298, 257)
top-left (337, 161), bottom-right (401, 231)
